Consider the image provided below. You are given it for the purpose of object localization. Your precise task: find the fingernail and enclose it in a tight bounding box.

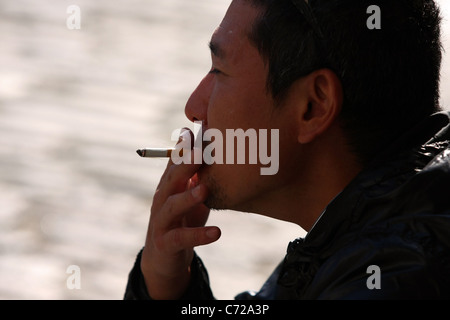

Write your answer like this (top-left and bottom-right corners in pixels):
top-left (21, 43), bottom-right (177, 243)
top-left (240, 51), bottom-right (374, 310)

top-left (206, 228), bottom-right (220, 239)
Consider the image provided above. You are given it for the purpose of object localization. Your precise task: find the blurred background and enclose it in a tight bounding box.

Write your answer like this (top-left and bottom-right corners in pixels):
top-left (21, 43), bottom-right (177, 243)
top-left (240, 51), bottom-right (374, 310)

top-left (0, 0), bottom-right (449, 300)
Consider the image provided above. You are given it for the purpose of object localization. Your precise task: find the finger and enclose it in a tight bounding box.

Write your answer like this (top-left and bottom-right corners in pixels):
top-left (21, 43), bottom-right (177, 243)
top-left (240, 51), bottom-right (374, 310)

top-left (164, 226), bottom-right (221, 252)
top-left (158, 184), bottom-right (208, 228)
top-left (153, 152), bottom-right (201, 211)
top-left (185, 203), bottom-right (210, 228)
top-left (163, 128), bottom-right (194, 169)
top-left (157, 128), bottom-right (195, 186)
top-left (158, 129), bottom-right (202, 192)
top-left (164, 157), bottom-right (201, 193)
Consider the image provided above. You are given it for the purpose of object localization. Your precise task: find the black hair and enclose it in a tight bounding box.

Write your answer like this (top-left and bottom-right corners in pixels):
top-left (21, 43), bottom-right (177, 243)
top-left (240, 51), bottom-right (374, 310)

top-left (246, 0), bottom-right (443, 166)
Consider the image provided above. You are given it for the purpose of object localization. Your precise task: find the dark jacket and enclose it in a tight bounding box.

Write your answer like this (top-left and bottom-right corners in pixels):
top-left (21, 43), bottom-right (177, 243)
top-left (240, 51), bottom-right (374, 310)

top-left (125, 111), bottom-right (450, 300)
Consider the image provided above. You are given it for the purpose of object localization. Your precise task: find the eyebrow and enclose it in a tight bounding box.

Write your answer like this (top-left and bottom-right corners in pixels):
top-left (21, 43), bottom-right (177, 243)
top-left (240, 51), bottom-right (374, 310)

top-left (208, 40), bottom-right (226, 60)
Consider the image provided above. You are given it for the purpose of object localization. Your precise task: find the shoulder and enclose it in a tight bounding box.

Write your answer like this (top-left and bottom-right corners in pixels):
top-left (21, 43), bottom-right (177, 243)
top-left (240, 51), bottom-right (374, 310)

top-left (306, 211), bottom-right (450, 299)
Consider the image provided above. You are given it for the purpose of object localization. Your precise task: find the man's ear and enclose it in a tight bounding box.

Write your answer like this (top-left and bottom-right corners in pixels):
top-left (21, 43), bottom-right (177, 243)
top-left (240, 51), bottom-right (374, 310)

top-left (295, 69), bottom-right (343, 144)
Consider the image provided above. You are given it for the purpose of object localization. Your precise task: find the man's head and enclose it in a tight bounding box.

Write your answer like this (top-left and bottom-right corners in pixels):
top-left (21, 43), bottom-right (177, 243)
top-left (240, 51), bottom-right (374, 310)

top-left (184, 0), bottom-right (443, 229)
top-left (247, 0), bottom-right (443, 164)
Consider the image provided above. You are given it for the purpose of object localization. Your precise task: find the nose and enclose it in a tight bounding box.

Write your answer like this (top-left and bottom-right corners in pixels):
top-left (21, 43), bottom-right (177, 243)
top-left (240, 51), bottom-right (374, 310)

top-left (184, 73), bottom-right (214, 125)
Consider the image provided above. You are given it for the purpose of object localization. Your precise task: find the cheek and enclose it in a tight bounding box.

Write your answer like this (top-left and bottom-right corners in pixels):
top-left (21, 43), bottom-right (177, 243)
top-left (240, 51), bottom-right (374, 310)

top-left (206, 82), bottom-right (230, 127)
top-left (208, 83), bottom-right (273, 131)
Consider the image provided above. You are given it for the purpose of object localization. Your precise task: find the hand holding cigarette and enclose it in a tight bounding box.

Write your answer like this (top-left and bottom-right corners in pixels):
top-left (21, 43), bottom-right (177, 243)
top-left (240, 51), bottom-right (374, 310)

top-left (138, 132), bottom-right (220, 300)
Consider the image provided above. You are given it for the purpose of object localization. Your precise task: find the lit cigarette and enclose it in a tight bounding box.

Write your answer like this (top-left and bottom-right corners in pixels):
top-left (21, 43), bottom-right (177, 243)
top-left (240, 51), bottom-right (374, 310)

top-left (136, 148), bottom-right (175, 158)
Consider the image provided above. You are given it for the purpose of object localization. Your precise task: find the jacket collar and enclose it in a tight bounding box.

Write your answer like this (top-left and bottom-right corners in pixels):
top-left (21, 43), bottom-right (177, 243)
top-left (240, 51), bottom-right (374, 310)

top-left (277, 112), bottom-right (450, 297)
top-left (302, 111), bottom-right (450, 252)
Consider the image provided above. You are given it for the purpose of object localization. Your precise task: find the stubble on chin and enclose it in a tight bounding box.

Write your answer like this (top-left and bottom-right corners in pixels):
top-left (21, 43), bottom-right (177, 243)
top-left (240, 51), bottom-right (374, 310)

top-left (203, 174), bottom-right (228, 210)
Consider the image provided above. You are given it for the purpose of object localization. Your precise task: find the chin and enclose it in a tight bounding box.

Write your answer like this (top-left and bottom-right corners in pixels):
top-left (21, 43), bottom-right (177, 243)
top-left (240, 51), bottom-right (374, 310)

top-left (197, 165), bottom-right (229, 210)
top-left (203, 178), bottom-right (228, 210)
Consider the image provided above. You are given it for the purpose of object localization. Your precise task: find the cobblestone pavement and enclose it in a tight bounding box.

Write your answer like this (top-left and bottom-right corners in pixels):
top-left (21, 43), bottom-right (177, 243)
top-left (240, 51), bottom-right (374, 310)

top-left (0, 0), bottom-right (449, 300)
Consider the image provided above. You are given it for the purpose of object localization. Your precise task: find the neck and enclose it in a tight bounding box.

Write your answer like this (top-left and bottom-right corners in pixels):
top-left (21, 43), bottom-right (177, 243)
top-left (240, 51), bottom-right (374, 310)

top-left (254, 126), bottom-right (363, 232)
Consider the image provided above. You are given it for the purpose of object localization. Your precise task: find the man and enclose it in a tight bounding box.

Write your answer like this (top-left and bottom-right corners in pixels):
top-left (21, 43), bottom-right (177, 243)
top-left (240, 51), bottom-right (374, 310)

top-left (125, 0), bottom-right (450, 299)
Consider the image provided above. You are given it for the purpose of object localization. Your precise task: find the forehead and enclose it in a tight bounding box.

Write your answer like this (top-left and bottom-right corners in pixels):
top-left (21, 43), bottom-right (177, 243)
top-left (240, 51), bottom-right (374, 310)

top-left (210, 0), bottom-right (261, 64)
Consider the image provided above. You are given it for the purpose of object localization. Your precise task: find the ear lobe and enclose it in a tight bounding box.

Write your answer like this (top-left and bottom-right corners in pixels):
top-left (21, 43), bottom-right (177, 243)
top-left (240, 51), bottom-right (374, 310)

top-left (298, 69), bottom-right (343, 144)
